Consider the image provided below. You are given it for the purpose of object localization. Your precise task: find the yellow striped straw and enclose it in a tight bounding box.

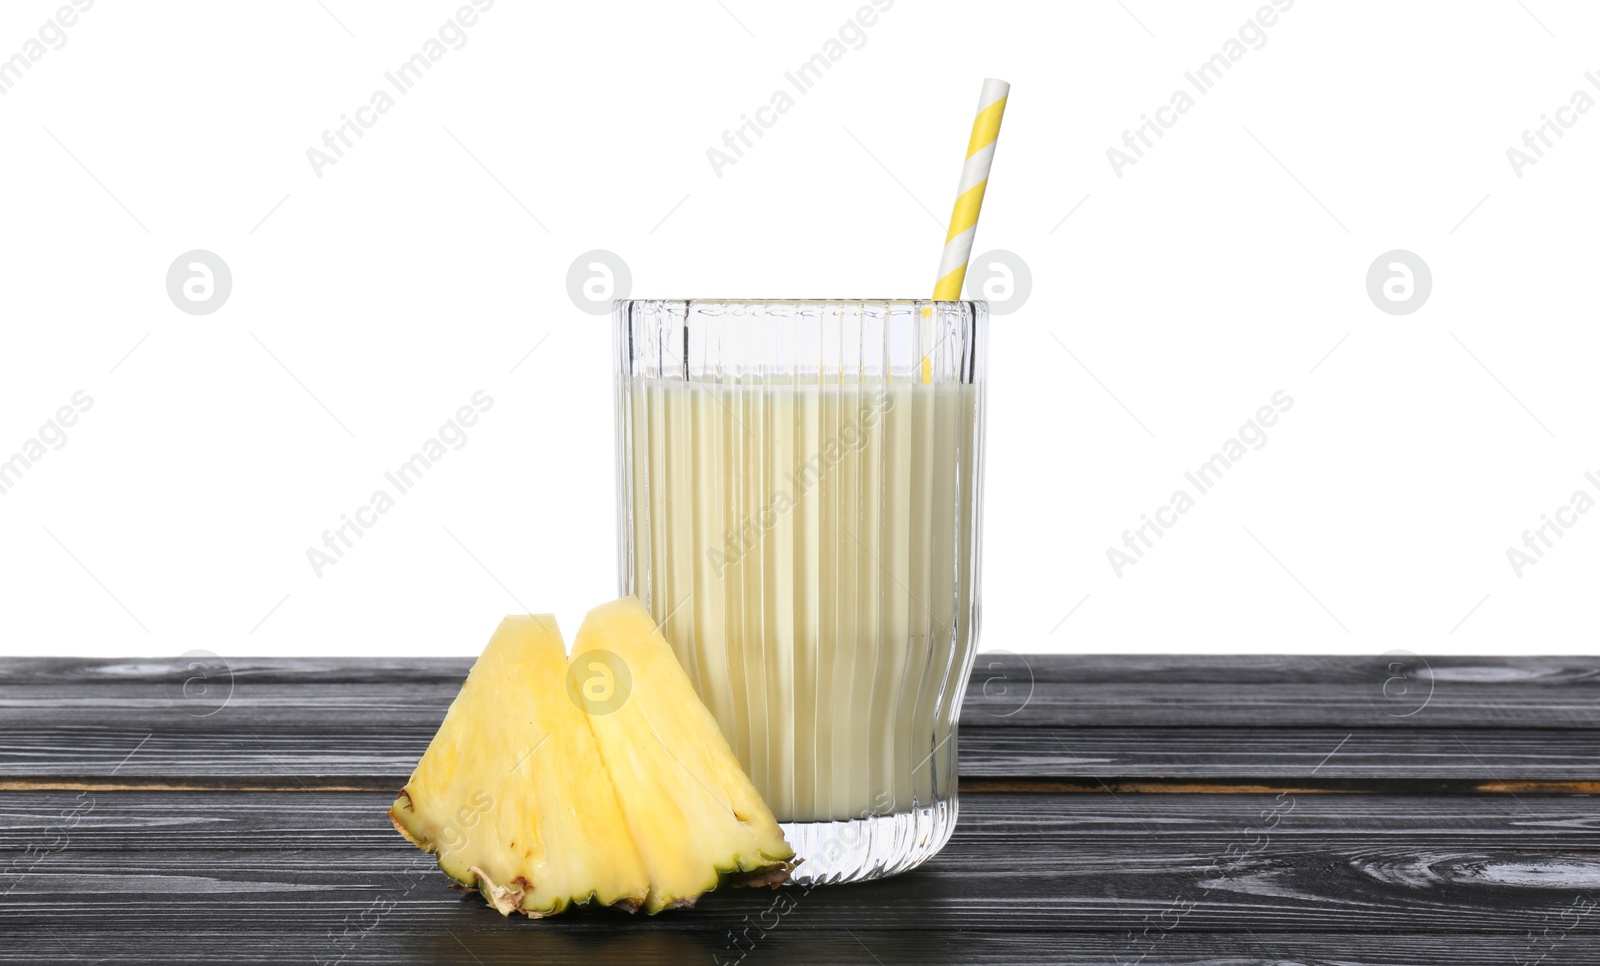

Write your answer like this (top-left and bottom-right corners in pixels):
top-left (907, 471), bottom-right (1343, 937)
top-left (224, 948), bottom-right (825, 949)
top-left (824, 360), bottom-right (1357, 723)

top-left (926, 77), bottom-right (1009, 382)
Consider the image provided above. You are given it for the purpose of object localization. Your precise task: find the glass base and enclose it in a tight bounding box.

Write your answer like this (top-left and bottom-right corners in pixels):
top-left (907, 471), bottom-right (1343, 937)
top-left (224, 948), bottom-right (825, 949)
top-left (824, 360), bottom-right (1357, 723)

top-left (780, 798), bottom-right (958, 886)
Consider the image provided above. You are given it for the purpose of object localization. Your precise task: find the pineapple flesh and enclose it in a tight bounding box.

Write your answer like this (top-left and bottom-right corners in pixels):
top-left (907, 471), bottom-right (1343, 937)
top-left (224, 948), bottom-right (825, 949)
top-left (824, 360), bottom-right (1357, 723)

top-left (389, 614), bottom-right (650, 916)
top-left (572, 596), bottom-right (796, 912)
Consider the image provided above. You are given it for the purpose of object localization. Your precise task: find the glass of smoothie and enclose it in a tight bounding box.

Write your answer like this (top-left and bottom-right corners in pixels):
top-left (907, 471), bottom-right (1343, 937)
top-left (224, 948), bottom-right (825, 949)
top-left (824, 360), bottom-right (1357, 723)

top-left (613, 298), bottom-right (987, 884)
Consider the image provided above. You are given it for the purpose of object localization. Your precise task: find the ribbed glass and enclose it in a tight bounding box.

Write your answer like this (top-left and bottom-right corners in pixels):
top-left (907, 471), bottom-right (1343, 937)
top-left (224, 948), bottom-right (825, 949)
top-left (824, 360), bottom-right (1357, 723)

top-left (614, 299), bottom-right (986, 883)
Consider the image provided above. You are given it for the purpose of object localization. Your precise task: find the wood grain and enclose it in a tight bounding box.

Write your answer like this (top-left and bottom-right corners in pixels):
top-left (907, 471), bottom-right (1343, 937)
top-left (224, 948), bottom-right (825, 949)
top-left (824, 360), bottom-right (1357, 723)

top-left (3, 791), bottom-right (1598, 938)
top-left (7, 654), bottom-right (1598, 726)
top-left (5, 725), bottom-right (1598, 782)
top-left (961, 653), bottom-right (1600, 728)
top-left (2, 656), bottom-right (1597, 782)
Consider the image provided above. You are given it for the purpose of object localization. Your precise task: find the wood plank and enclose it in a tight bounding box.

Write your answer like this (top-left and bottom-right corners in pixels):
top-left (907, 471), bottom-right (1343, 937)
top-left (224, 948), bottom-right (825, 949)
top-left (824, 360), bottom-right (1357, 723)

top-left (5, 655), bottom-right (1597, 728)
top-left (0, 656), bottom-right (474, 686)
top-left (3, 791), bottom-right (1598, 937)
top-left (962, 654), bottom-right (1600, 728)
top-left (958, 727), bottom-right (1600, 779)
top-left (6, 653), bottom-right (1593, 690)
top-left (9, 928), bottom-right (1600, 966)
top-left (4, 722), bottom-right (1598, 782)
top-left (1, 657), bottom-right (1596, 783)
top-left (4, 789), bottom-right (1599, 852)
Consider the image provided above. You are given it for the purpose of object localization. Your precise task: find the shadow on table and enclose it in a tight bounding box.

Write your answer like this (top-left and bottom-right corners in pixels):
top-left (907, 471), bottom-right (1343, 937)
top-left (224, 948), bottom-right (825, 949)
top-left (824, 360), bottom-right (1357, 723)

top-left (413, 867), bottom-right (970, 964)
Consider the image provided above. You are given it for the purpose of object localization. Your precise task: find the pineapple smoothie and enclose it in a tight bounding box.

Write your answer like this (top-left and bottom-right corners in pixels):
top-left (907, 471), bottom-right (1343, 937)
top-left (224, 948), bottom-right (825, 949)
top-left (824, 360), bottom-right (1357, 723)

top-left (621, 377), bottom-right (981, 823)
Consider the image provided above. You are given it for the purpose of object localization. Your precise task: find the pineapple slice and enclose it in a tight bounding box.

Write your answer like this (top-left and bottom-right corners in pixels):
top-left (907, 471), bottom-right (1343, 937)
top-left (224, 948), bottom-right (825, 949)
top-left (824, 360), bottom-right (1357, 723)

top-left (572, 596), bottom-right (796, 911)
top-left (389, 615), bottom-right (650, 916)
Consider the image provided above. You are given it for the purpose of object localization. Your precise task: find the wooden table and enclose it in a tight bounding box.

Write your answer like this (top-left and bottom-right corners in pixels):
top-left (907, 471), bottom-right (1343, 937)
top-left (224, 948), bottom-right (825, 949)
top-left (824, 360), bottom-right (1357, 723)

top-left (3, 654), bottom-right (1597, 964)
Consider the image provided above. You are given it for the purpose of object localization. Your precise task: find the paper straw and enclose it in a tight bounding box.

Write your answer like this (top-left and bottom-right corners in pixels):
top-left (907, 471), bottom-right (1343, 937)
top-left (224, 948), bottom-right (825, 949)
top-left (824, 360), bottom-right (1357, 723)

top-left (924, 78), bottom-right (1008, 383)
top-left (932, 78), bottom-right (1009, 301)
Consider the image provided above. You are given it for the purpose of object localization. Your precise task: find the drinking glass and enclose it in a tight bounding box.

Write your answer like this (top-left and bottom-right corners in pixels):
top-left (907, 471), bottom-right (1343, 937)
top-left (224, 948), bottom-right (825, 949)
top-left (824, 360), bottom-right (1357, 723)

top-left (614, 298), bottom-right (987, 884)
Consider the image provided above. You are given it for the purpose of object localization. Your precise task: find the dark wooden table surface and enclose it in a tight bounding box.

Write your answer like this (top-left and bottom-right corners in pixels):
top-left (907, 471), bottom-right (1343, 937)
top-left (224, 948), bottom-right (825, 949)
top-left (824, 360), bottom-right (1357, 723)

top-left (3, 654), bottom-right (1598, 964)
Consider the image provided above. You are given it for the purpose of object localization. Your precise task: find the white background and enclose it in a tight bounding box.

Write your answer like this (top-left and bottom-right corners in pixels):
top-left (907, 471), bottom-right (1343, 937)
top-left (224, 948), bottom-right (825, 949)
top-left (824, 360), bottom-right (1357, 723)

top-left (1, 0), bottom-right (1596, 658)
